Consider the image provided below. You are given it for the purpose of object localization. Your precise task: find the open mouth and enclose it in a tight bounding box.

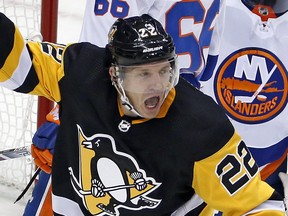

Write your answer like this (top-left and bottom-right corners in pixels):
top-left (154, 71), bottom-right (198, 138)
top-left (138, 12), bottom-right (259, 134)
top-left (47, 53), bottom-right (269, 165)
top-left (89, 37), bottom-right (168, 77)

top-left (144, 96), bottom-right (160, 109)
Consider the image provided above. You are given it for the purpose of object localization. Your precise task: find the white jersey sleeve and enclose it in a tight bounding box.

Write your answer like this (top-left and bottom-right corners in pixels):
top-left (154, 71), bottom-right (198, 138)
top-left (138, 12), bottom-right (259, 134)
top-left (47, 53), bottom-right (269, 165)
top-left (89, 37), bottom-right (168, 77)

top-left (79, 0), bottom-right (155, 46)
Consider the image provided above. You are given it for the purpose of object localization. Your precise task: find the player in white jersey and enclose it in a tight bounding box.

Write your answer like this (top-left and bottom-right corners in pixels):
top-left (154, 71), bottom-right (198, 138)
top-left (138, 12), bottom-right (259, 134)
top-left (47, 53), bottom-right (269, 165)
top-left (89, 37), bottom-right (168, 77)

top-left (80, 0), bottom-right (225, 87)
top-left (200, 0), bottom-right (288, 198)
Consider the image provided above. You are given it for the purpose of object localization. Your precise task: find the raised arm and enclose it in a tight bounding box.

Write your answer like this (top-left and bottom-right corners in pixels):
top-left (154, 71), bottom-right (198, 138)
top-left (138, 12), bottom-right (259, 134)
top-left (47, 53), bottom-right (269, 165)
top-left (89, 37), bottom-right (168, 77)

top-left (0, 12), bottom-right (66, 102)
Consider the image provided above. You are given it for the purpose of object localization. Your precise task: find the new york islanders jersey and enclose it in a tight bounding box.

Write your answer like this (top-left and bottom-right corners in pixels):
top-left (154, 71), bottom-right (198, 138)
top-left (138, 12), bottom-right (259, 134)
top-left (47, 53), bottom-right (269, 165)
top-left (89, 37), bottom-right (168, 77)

top-left (0, 12), bottom-right (285, 216)
top-left (79, 0), bottom-right (224, 86)
top-left (200, 0), bottom-right (288, 187)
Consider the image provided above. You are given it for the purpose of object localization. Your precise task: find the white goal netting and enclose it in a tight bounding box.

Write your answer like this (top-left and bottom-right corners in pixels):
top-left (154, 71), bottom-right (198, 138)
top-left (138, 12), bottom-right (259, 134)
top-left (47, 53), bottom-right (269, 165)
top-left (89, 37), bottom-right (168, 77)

top-left (0, 0), bottom-right (40, 190)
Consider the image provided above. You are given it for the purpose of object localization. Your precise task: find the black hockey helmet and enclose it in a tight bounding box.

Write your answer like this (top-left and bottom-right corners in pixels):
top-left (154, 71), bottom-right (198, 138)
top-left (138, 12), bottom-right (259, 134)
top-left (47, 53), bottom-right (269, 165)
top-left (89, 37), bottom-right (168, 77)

top-left (107, 14), bottom-right (176, 66)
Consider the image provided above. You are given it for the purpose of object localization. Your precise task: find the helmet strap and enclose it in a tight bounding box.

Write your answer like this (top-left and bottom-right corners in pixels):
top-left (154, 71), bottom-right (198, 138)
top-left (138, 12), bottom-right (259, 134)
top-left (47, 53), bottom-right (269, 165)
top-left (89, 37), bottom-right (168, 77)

top-left (111, 72), bottom-right (144, 118)
top-left (110, 60), bottom-right (179, 118)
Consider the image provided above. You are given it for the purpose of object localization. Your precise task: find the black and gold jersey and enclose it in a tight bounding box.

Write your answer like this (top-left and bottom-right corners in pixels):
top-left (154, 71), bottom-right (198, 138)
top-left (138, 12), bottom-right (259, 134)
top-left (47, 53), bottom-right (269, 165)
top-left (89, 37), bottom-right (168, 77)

top-left (0, 13), bottom-right (285, 216)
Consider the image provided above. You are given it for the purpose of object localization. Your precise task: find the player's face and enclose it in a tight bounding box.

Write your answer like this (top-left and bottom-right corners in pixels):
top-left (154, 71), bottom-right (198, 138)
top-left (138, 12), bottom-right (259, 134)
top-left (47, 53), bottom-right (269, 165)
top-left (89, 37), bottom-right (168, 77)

top-left (121, 60), bottom-right (172, 118)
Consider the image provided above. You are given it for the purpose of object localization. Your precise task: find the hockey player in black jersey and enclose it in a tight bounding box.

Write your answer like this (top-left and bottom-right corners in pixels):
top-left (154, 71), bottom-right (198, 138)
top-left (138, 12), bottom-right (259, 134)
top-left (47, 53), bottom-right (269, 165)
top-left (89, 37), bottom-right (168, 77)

top-left (0, 13), bottom-right (286, 215)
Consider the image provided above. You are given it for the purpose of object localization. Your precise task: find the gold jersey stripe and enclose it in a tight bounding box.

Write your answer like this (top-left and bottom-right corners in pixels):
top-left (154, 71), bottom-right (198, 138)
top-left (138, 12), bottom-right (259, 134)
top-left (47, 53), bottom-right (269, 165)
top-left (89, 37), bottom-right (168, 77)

top-left (193, 132), bottom-right (275, 215)
top-left (0, 27), bottom-right (30, 87)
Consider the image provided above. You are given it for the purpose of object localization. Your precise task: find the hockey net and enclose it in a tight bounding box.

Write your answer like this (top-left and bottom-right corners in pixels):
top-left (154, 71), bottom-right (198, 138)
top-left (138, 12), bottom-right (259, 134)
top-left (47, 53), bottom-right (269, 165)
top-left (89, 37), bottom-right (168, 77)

top-left (0, 0), bottom-right (56, 192)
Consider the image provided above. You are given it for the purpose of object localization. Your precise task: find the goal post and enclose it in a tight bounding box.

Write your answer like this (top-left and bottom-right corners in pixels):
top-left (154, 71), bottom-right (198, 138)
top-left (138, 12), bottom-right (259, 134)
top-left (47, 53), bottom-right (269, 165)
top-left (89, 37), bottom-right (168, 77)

top-left (0, 0), bottom-right (57, 191)
top-left (38, 0), bottom-right (58, 127)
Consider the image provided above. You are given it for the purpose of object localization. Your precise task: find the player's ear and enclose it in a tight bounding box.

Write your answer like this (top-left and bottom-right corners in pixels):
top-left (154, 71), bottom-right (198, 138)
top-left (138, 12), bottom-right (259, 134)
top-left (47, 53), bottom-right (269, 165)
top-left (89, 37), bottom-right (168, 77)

top-left (109, 67), bottom-right (117, 81)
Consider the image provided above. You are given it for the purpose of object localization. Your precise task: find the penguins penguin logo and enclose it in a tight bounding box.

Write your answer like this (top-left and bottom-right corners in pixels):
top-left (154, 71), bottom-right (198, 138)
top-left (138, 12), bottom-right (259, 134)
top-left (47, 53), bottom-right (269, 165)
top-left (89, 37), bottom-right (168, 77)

top-left (69, 125), bottom-right (161, 215)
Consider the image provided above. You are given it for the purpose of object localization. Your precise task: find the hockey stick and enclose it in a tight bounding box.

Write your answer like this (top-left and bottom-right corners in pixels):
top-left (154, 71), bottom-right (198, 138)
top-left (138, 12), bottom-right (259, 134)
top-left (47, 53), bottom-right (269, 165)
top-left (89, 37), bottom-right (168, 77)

top-left (14, 167), bottom-right (41, 203)
top-left (279, 172), bottom-right (288, 215)
top-left (279, 152), bottom-right (288, 215)
top-left (79, 180), bottom-right (153, 195)
top-left (0, 146), bottom-right (31, 161)
top-left (234, 64), bottom-right (277, 103)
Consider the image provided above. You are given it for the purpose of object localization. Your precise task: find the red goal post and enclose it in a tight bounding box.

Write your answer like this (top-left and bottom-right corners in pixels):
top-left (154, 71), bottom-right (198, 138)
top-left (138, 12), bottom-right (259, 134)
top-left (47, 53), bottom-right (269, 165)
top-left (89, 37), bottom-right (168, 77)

top-left (38, 0), bottom-right (58, 127)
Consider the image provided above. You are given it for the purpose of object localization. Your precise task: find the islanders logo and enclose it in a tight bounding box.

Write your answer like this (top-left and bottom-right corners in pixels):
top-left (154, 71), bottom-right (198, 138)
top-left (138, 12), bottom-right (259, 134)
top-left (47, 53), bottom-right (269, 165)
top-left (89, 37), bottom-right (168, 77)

top-left (214, 48), bottom-right (288, 124)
